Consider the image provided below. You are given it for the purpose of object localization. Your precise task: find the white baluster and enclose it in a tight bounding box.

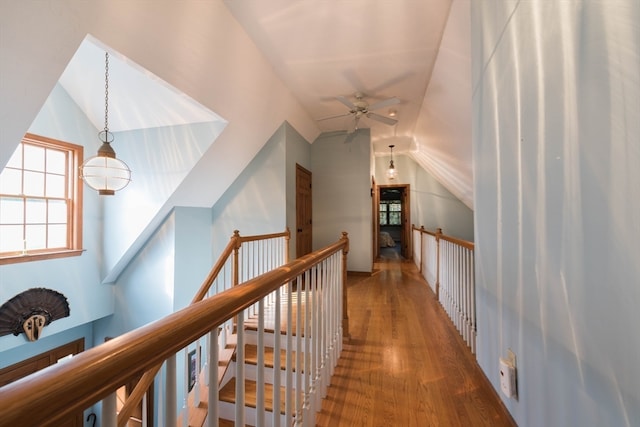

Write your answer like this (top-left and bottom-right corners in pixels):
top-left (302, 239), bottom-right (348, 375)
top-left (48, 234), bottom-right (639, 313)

top-left (195, 340), bottom-right (201, 407)
top-left (183, 349), bottom-right (189, 427)
top-left (256, 299), bottom-right (265, 427)
top-left (273, 286), bottom-right (282, 427)
top-left (101, 392), bottom-right (117, 427)
top-left (285, 280), bottom-right (294, 426)
top-left (208, 328), bottom-right (219, 427)
top-left (166, 355), bottom-right (177, 427)
top-left (235, 314), bottom-right (245, 426)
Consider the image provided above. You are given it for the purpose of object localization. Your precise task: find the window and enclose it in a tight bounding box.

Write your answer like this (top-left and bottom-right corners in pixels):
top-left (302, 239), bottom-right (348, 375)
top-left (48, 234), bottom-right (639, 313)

top-left (0, 133), bottom-right (83, 264)
top-left (379, 200), bottom-right (402, 226)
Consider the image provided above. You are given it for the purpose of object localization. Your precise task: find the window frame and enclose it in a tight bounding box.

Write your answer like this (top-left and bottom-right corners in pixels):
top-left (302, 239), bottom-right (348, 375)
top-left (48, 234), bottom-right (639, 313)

top-left (0, 133), bottom-right (83, 264)
top-left (379, 199), bottom-right (402, 226)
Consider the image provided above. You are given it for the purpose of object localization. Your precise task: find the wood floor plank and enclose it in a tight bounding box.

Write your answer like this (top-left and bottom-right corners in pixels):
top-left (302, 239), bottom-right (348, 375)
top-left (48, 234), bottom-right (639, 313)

top-left (315, 258), bottom-right (516, 427)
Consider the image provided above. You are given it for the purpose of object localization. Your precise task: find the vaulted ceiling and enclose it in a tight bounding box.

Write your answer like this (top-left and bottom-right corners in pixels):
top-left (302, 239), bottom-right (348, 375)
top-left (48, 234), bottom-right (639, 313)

top-left (224, 0), bottom-right (474, 208)
top-left (1, 0), bottom-right (473, 208)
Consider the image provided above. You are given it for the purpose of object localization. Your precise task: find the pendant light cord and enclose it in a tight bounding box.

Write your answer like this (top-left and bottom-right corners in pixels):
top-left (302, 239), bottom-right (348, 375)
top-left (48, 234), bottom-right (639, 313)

top-left (104, 52), bottom-right (109, 134)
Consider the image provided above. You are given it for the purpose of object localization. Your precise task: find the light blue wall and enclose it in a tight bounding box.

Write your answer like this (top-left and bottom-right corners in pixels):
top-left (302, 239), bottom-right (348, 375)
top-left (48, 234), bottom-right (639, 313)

top-left (102, 121), bottom-right (225, 283)
top-left (0, 84), bottom-right (110, 355)
top-left (375, 153), bottom-right (474, 241)
top-left (472, 2), bottom-right (639, 426)
top-left (0, 323), bottom-right (92, 369)
top-left (285, 122), bottom-right (312, 261)
top-left (312, 130), bottom-right (372, 272)
top-left (93, 213), bottom-right (176, 341)
top-left (174, 207), bottom-right (213, 310)
top-left (211, 123), bottom-right (288, 257)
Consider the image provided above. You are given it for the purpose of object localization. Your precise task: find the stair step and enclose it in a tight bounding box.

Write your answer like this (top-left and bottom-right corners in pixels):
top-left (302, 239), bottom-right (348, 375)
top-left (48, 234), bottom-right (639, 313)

top-left (233, 344), bottom-right (298, 370)
top-left (243, 291), bottom-right (310, 336)
top-left (219, 378), bottom-right (286, 414)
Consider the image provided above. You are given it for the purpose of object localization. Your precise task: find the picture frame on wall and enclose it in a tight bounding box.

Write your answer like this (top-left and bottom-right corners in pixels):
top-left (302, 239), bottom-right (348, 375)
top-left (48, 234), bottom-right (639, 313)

top-left (188, 349), bottom-right (197, 392)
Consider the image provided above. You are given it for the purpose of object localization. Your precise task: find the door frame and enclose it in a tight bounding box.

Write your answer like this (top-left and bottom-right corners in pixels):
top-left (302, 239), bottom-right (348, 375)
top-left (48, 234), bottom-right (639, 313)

top-left (375, 184), bottom-right (411, 260)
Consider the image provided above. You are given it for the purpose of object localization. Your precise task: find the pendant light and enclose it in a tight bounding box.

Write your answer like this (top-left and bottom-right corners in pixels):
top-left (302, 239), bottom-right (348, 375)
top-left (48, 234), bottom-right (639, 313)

top-left (80, 52), bottom-right (131, 195)
top-left (387, 144), bottom-right (398, 180)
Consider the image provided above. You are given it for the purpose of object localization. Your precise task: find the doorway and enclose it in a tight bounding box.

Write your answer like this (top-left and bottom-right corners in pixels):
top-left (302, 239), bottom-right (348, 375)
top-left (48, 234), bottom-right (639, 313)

top-left (376, 184), bottom-right (411, 260)
top-left (296, 164), bottom-right (312, 258)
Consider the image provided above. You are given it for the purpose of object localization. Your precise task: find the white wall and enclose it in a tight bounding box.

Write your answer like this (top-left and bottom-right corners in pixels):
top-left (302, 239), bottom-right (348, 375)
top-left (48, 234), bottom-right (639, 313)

top-left (312, 130), bottom-right (372, 272)
top-left (472, 2), bottom-right (639, 426)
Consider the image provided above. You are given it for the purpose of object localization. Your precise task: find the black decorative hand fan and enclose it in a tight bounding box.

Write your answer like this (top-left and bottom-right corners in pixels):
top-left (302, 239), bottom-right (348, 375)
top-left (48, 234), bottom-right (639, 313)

top-left (0, 288), bottom-right (70, 341)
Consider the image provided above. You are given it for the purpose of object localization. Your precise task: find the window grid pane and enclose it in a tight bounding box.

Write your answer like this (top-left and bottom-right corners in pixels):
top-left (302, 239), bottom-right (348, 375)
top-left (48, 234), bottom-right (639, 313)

top-left (0, 167), bottom-right (23, 195)
top-left (389, 212), bottom-right (402, 225)
top-left (1, 135), bottom-right (81, 259)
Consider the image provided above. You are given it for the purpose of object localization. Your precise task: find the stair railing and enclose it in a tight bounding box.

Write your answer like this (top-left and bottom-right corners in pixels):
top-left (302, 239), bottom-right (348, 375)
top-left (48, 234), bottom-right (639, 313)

top-left (412, 226), bottom-right (476, 353)
top-left (118, 228), bottom-right (291, 426)
top-left (0, 231), bottom-right (348, 427)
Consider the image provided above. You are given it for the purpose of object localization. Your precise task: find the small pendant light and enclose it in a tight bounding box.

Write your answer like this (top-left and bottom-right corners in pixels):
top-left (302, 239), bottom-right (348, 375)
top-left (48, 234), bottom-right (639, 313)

top-left (387, 144), bottom-right (398, 180)
top-left (79, 52), bottom-right (131, 195)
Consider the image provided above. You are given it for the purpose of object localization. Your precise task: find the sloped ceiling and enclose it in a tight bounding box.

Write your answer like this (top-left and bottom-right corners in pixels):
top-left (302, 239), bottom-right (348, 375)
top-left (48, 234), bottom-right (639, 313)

top-left (224, 0), bottom-right (474, 208)
top-left (0, 1), bottom-right (473, 283)
top-left (0, 0), bottom-right (473, 209)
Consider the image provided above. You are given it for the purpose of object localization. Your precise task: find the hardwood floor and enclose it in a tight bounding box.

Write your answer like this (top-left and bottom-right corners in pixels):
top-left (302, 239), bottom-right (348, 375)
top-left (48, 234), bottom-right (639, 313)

top-left (315, 257), bottom-right (516, 427)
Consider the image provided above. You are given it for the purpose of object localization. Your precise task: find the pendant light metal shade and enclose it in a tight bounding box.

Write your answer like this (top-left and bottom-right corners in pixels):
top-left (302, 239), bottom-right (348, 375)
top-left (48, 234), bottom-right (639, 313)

top-left (80, 51), bottom-right (131, 195)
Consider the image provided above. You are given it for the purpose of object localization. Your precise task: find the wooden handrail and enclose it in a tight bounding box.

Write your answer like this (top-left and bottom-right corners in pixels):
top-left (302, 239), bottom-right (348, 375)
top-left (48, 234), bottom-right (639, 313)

top-left (118, 228), bottom-right (290, 425)
top-left (0, 234), bottom-right (346, 427)
top-left (412, 225), bottom-right (474, 250)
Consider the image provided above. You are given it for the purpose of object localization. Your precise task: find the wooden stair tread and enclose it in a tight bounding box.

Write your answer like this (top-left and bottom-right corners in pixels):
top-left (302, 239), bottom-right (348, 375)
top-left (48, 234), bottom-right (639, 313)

top-left (243, 292), bottom-right (310, 335)
top-left (233, 344), bottom-right (297, 369)
top-left (219, 378), bottom-right (286, 414)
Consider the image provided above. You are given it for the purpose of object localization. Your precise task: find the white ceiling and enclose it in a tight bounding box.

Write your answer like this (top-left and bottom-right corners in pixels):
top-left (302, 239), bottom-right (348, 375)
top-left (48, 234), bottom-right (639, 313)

top-left (58, 35), bottom-right (224, 133)
top-left (225, 0), bottom-right (474, 207)
top-left (225, 0), bottom-right (454, 155)
top-left (56, 0), bottom-right (473, 207)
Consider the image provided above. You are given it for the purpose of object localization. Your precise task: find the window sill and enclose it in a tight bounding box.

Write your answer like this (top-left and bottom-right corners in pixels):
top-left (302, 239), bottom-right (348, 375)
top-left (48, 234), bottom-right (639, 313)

top-left (0, 249), bottom-right (84, 265)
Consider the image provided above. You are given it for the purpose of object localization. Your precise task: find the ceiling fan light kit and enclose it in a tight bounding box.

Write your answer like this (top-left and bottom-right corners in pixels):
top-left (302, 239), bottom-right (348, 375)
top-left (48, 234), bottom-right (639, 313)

top-left (317, 92), bottom-right (400, 133)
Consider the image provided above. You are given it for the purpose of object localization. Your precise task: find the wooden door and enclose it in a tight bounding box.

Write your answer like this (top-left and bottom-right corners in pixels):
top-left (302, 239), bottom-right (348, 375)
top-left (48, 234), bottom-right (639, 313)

top-left (296, 164), bottom-right (312, 258)
top-left (401, 185), bottom-right (411, 259)
top-left (0, 339), bottom-right (85, 426)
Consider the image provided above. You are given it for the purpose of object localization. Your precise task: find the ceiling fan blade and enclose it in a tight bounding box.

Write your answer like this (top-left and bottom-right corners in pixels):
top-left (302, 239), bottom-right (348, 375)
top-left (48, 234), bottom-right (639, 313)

top-left (336, 95), bottom-right (356, 110)
top-left (346, 116), bottom-right (359, 134)
top-left (367, 112), bottom-right (398, 126)
top-left (344, 131), bottom-right (359, 143)
top-left (316, 112), bottom-right (352, 122)
top-left (367, 97), bottom-right (400, 111)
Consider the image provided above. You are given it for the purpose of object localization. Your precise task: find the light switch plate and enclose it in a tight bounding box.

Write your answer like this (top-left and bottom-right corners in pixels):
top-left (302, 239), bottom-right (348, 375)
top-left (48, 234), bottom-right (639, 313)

top-left (499, 357), bottom-right (517, 398)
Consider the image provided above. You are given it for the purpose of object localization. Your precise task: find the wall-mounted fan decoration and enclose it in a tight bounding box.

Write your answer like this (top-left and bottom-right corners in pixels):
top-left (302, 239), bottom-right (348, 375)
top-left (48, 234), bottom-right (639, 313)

top-left (0, 288), bottom-right (70, 341)
top-left (317, 92), bottom-right (400, 133)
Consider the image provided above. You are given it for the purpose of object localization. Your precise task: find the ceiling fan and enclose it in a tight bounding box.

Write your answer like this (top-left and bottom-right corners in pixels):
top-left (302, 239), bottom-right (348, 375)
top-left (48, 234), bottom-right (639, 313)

top-left (317, 92), bottom-right (400, 133)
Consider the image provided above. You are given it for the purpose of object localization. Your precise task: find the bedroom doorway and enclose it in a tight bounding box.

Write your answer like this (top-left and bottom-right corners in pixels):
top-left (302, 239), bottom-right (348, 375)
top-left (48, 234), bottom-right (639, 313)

top-left (376, 184), bottom-right (411, 260)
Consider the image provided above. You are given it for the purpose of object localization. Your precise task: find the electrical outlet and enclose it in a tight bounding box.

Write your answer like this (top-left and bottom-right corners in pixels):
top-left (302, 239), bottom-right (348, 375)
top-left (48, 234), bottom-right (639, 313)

top-left (499, 350), bottom-right (517, 399)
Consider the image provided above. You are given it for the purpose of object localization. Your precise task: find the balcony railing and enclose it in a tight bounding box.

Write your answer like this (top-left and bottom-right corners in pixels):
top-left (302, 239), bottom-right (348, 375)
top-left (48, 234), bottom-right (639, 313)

top-left (413, 226), bottom-right (476, 353)
top-left (0, 229), bottom-right (349, 427)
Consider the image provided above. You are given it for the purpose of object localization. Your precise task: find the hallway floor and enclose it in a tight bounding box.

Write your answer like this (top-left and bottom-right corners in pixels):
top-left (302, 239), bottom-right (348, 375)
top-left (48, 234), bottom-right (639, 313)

top-left (315, 257), bottom-right (516, 426)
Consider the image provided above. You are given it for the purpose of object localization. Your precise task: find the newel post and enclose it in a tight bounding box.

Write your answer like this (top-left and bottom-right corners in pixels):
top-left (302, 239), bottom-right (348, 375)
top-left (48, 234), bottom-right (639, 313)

top-left (341, 232), bottom-right (350, 342)
top-left (232, 230), bottom-right (241, 287)
top-left (435, 228), bottom-right (443, 299)
top-left (419, 225), bottom-right (425, 273)
top-left (285, 226), bottom-right (291, 263)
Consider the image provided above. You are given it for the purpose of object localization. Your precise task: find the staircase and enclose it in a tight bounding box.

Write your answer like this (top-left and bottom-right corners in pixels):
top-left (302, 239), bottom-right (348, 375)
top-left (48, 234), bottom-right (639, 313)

top-left (180, 285), bottom-right (330, 427)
